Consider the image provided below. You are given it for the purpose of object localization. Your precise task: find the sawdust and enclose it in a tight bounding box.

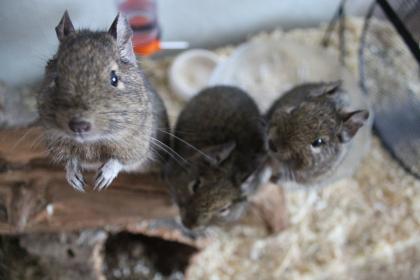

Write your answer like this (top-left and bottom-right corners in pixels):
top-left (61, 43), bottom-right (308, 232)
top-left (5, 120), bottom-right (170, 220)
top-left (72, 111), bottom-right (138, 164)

top-left (185, 137), bottom-right (420, 279)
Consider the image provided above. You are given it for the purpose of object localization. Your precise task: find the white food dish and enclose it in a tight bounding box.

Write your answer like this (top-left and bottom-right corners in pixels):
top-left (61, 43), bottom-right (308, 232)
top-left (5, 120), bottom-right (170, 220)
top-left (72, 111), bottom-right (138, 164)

top-left (169, 49), bottom-right (220, 100)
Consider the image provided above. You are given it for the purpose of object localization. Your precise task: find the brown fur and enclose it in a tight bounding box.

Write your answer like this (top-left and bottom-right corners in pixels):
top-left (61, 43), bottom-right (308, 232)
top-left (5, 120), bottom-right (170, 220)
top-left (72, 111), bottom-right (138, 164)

top-left (266, 82), bottom-right (369, 186)
top-left (37, 12), bottom-right (168, 190)
top-left (164, 86), bottom-right (267, 229)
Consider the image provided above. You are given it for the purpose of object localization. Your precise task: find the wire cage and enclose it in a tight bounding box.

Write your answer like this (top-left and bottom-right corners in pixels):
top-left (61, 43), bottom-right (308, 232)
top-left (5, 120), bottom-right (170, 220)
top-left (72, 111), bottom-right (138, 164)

top-left (325, 0), bottom-right (420, 178)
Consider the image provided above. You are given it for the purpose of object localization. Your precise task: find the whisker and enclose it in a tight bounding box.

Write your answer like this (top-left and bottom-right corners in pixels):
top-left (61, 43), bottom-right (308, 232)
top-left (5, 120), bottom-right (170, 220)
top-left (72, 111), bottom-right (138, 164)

top-left (10, 127), bottom-right (37, 151)
top-left (109, 120), bottom-right (208, 154)
top-left (150, 137), bottom-right (189, 170)
top-left (150, 141), bottom-right (188, 171)
top-left (29, 133), bottom-right (45, 149)
top-left (150, 137), bottom-right (187, 163)
top-left (107, 117), bottom-right (198, 135)
top-left (156, 129), bottom-right (212, 162)
top-left (96, 110), bottom-right (179, 119)
top-left (148, 145), bottom-right (166, 163)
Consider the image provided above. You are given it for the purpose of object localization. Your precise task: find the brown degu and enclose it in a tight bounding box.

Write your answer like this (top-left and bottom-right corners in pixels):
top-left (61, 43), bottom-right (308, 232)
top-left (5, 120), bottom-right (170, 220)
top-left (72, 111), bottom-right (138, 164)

top-left (37, 11), bottom-right (169, 191)
top-left (164, 86), bottom-right (267, 229)
top-left (266, 81), bottom-right (369, 188)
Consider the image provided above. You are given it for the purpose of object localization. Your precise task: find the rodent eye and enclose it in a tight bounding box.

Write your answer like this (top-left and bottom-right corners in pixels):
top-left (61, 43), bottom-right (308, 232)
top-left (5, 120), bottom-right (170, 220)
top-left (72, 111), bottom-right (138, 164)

top-left (110, 70), bottom-right (118, 87)
top-left (311, 138), bottom-right (325, 148)
top-left (188, 178), bottom-right (201, 194)
top-left (219, 205), bottom-right (231, 216)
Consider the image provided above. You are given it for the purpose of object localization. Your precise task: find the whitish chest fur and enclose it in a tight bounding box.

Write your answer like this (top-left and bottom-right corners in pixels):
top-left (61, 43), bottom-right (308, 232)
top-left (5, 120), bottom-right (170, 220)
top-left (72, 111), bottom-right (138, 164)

top-left (46, 119), bottom-right (153, 166)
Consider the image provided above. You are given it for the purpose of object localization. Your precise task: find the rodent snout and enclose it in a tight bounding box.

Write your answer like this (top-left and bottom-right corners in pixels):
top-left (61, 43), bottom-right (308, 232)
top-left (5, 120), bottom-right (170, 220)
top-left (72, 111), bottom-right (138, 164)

top-left (180, 209), bottom-right (202, 230)
top-left (181, 218), bottom-right (197, 230)
top-left (68, 118), bottom-right (91, 133)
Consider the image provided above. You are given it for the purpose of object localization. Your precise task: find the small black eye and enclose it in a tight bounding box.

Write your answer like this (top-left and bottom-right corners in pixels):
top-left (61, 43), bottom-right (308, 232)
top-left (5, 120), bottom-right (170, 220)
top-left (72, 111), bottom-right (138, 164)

top-left (219, 206), bottom-right (230, 216)
top-left (110, 71), bottom-right (118, 87)
top-left (268, 139), bottom-right (278, 152)
top-left (311, 138), bottom-right (325, 148)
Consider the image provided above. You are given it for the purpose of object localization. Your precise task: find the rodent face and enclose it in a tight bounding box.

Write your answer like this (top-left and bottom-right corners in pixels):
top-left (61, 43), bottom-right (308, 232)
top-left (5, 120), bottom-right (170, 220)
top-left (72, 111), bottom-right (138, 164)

top-left (164, 142), bottom-right (244, 229)
top-left (39, 33), bottom-right (145, 143)
top-left (38, 13), bottom-right (148, 145)
top-left (267, 101), bottom-right (369, 184)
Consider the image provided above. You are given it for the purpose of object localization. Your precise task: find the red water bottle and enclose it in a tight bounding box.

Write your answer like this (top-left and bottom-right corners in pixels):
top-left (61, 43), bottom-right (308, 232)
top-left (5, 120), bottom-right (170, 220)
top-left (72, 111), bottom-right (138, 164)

top-left (117, 0), bottom-right (188, 56)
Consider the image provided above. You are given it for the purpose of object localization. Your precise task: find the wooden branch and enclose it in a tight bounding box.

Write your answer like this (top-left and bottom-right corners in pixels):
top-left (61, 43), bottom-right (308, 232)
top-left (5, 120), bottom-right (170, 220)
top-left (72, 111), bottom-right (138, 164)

top-left (0, 127), bottom-right (178, 234)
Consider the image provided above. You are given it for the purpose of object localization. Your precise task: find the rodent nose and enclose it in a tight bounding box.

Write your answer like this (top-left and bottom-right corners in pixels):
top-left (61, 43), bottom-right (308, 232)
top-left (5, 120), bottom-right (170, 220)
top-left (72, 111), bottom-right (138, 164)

top-left (182, 219), bottom-right (196, 230)
top-left (182, 219), bottom-right (204, 231)
top-left (68, 119), bottom-right (91, 133)
top-left (180, 211), bottom-right (199, 230)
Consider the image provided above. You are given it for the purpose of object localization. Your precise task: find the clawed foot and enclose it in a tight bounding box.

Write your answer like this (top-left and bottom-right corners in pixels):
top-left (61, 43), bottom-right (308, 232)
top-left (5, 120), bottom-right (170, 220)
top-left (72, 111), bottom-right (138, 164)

top-left (65, 159), bottom-right (122, 191)
top-left (94, 159), bottom-right (122, 191)
top-left (66, 160), bottom-right (86, 192)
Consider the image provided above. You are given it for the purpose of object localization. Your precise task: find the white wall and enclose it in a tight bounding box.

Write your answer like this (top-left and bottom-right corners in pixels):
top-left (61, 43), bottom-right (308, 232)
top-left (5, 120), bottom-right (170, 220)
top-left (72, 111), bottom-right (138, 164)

top-left (158, 0), bottom-right (371, 47)
top-left (0, 0), bottom-right (372, 86)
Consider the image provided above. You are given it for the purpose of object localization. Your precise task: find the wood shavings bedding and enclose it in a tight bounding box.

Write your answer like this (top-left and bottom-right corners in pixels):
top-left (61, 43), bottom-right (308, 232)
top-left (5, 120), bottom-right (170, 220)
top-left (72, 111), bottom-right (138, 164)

top-left (183, 138), bottom-right (420, 280)
top-left (142, 17), bottom-right (420, 280)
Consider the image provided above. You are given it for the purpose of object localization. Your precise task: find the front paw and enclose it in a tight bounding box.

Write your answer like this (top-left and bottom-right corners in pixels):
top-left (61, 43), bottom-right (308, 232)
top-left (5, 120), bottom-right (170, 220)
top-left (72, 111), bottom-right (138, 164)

top-left (66, 162), bottom-right (86, 192)
top-left (94, 160), bottom-right (122, 191)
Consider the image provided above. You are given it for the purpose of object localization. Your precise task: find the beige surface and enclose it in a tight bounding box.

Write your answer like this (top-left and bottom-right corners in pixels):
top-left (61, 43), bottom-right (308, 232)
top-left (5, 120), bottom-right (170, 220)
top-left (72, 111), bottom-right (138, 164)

top-left (142, 18), bottom-right (420, 280)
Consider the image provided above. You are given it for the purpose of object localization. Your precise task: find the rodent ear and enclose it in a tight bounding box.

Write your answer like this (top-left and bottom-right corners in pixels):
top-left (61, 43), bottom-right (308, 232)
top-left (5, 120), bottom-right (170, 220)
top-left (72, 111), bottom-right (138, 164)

top-left (55, 10), bottom-right (75, 42)
top-left (202, 141), bottom-right (236, 166)
top-left (338, 110), bottom-right (369, 143)
top-left (109, 13), bottom-right (137, 65)
top-left (282, 106), bottom-right (295, 114)
top-left (309, 80), bottom-right (342, 98)
top-left (273, 106), bottom-right (294, 119)
top-left (323, 80), bottom-right (342, 95)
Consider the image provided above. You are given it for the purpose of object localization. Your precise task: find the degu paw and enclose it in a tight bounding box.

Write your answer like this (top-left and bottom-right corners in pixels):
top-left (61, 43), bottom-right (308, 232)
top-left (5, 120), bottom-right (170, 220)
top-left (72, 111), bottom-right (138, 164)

top-left (65, 161), bottom-right (86, 192)
top-left (94, 160), bottom-right (122, 191)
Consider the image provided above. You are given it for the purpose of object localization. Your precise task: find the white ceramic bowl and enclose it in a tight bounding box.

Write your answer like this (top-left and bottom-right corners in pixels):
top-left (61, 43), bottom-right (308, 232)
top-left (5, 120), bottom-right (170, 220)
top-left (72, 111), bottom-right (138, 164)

top-left (169, 49), bottom-right (220, 100)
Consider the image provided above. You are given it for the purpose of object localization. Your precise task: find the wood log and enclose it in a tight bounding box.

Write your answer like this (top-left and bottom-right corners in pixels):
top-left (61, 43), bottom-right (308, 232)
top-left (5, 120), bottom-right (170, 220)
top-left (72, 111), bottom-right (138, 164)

top-left (0, 126), bottom-right (178, 234)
